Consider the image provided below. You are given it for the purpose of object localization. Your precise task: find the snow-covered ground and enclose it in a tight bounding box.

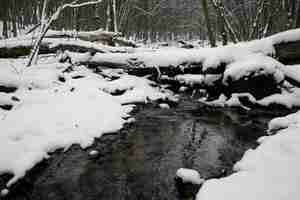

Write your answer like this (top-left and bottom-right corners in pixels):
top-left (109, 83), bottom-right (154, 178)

top-left (196, 110), bottom-right (300, 200)
top-left (0, 57), bottom-right (175, 192)
top-left (1, 28), bottom-right (300, 199)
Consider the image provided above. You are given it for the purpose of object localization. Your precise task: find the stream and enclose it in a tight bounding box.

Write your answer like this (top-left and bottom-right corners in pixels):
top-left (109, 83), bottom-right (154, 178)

top-left (1, 95), bottom-right (289, 200)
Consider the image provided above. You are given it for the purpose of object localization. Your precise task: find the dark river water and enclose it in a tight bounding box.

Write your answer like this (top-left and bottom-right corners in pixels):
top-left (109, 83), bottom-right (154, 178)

top-left (1, 96), bottom-right (287, 200)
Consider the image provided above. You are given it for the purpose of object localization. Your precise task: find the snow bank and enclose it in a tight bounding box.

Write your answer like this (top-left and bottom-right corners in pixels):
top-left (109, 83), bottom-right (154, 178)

top-left (0, 78), bottom-right (132, 187)
top-left (197, 110), bottom-right (300, 200)
top-left (101, 75), bottom-right (175, 104)
top-left (257, 87), bottom-right (300, 109)
top-left (0, 59), bottom-right (69, 89)
top-left (269, 28), bottom-right (300, 44)
top-left (203, 87), bottom-right (300, 110)
top-left (236, 28), bottom-right (300, 55)
top-left (176, 168), bottom-right (204, 185)
top-left (0, 57), bottom-right (176, 188)
top-left (268, 111), bottom-right (300, 132)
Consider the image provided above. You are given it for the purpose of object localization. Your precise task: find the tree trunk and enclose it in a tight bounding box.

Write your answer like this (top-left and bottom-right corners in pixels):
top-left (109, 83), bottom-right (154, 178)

top-left (3, 20), bottom-right (8, 39)
top-left (112, 0), bottom-right (118, 32)
top-left (296, 1), bottom-right (300, 28)
top-left (201, 0), bottom-right (216, 47)
top-left (106, 0), bottom-right (112, 31)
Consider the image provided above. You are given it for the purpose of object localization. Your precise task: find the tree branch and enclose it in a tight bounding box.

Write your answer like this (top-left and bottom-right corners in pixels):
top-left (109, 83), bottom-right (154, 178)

top-left (27, 0), bottom-right (103, 67)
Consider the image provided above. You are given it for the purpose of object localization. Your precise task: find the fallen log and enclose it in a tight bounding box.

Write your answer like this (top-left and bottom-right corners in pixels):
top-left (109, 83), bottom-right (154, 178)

top-left (34, 29), bottom-right (136, 47)
top-left (275, 40), bottom-right (300, 65)
top-left (281, 65), bottom-right (300, 88)
top-left (0, 38), bottom-right (133, 58)
top-left (113, 37), bottom-right (137, 48)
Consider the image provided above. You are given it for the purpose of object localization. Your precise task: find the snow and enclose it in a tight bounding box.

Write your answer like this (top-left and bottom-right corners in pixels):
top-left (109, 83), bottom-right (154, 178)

top-left (89, 47), bottom-right (256, 71)
top-left (89, 150), bottom-right (99, 156)
top-left (257, 87), bottom-right (300, 109)
top-left (175, 74), bottom-right (222, 87)
top-left (176, 74), bottom-right (205, 86)
top-left (197, 111), bottom-right (300, 200)
top-left (159, 103), bottom-right (170, 109)
top-left (0, 189), bottom-right (9, 197)
top-left (281, 64), bottom-right (300, 85)
top-left (0, 57), bottom-right (175, 188)
top-left (0, 59), bottom-right (69, 89)
top-left (101, 75), bottom-right (175, 104)
top-left (269, 28), bottom-right (300, 44)
top-left (125, 117), bottom-right (136, 124)
top-left (0, 37), bottom-right (132, 53)
top-left (268, 111), bottom-right (300, 133)
top-left (200, 93), bottom-right (256, 109)
top-left (83, 29), bottom-right (300, 74)
top-left (0, 93), bottom-right (16, 105)
top-left (179, 86), bottom-right (189, 92)
top-left (2, 27), bottom-right (300, 196)
top-left (203, 87), bottom-right (300, 110)
top-left (176, 168), bottom-right (204, 185)
top-left (223, 54), bottom-right (285, 85)
top-left (0, 82), bottom-right (131, 187)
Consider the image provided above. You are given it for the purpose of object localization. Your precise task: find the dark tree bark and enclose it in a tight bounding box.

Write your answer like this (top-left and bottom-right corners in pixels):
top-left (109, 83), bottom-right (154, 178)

top-left (201, 0), bottom-right (216, 47)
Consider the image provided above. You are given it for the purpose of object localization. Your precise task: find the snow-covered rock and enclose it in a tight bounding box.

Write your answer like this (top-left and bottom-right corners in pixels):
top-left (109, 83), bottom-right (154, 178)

top-left (159, 103), bottom-right (170, 109)
top-left (89, 150), bottom-right (99, 157)
top-left (176, 168), bottom-right (204, 185)
top-left (0, 188), bottom-right (9, 197)
top-left (223, 54), bottom-right (284, 99)
top-left (102, 75), bottom-right (175, 104)
top-left (257, 87), bottom-right (300, 109)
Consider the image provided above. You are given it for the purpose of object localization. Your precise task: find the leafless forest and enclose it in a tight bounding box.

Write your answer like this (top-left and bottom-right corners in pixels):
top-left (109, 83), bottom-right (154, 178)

top-left (1, 0), bottom-right (300, 44)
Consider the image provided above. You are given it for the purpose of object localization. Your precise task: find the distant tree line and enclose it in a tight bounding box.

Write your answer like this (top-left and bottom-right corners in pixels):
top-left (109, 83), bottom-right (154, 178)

top-left (1, 0), bottom-right (300, 44)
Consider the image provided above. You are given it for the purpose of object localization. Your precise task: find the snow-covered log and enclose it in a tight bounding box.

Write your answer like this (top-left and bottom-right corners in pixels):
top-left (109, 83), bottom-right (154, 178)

top-left (0, 37), bottom-right (133, 58)
top-left (274, 40), bottom-right (300, 64)
top-left (26, 0), bottom-right (104, 67)
top-left (113, 37), bottom-right (137, 48)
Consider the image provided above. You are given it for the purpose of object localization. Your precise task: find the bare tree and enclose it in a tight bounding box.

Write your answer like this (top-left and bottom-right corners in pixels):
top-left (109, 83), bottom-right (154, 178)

top-left (201, 0), bottom-right (216, 47)
top-left (112, 0), bottom-right (118, 32)
top-left (27, 0), bottom-right (103, 67)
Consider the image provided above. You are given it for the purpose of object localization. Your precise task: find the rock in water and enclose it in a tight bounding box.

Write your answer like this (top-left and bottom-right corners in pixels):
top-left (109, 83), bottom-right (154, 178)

top-left (88, 150), bottom-right (99, 159)
top-left (175, 168), bottom-right (204, 199)
top-left (1, 189), bottom-right (9, 197)
top-left (176, 168), bottom-right (204, 185)
top-left (159, 103), bottom-right (170, 109)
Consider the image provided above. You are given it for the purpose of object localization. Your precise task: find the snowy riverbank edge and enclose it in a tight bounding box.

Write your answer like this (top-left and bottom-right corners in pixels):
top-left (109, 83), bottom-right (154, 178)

top-left (0, 59), bottom-right (176, 194)
top-left (196, 110), bottom-right (300, 200)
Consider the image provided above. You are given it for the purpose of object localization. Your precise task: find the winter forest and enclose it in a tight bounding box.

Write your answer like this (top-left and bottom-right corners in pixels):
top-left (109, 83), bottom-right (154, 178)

top-left (2, 0), bottom-right (300, 42)
top-left (1, 0), bottom-right (300, 200)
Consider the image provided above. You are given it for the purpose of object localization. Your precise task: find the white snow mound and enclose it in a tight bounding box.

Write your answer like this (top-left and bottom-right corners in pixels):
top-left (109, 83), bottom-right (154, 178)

top-left (176, 168), bottom-right (204, 185)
